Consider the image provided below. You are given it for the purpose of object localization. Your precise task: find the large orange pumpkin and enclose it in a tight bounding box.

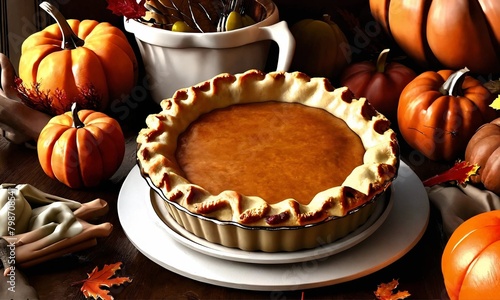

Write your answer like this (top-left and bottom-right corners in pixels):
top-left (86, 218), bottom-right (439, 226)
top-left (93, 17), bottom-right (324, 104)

top-left (37, 104), bottom-right (125, 188)
top-left (442, 210), bottom-right (500, 300)
top-left (369, 0), bottom-right (500, 74)
top-left (398, 68), bottom-right (497, 161)
top-left (18, 15), bottom-right (138, 115)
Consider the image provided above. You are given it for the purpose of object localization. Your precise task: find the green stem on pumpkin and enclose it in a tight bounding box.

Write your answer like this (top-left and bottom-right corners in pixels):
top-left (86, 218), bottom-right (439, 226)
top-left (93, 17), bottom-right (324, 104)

top-left (71, 103), bottom-right (85, 129)
top-left (39, 1), bottom-right (84, 50)
top-left (376, 49), bottom-right (390, 73)
top-left (439, 67), bottom-right (470, 97)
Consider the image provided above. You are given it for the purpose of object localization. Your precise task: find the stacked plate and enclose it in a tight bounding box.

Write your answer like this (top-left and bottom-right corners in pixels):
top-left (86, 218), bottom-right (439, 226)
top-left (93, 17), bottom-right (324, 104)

top-left (117, 162), bottom-right (429, 290)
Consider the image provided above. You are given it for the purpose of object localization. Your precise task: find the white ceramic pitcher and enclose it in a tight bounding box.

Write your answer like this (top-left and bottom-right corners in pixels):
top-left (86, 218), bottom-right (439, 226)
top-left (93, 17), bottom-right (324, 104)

top-left (124, 0), bottom-right (295, 104)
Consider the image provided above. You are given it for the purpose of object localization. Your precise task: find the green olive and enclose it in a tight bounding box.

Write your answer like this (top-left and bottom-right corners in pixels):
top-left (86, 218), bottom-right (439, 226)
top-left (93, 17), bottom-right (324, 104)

top-left (241, 14), bottom-right (256, 27)
top-left (225, 11), bottom-right (244, 31)
top-left (172, 21), bottom-right (194, 32)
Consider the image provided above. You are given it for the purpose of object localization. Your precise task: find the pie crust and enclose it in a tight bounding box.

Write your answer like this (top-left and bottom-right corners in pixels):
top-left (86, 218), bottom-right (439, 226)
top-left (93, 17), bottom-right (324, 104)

top-left (137, 70), bottom-right (399, 230)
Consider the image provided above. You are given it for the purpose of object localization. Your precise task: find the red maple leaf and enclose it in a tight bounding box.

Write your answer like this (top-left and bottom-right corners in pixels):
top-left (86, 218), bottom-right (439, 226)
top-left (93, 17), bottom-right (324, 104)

top-left (422, 160), bottom-right (480, 187)
top-left (76, 262), bottom-right (132, 300)
top-left (106, 0), bottom-right (147, 20)
top-left (374, 279), bottom-right (411, 300)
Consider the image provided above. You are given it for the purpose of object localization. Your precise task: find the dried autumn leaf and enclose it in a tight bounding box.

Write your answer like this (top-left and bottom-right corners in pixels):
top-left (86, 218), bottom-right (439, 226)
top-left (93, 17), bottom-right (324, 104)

top-left (483, 80), bottom-right (500, 95)
top-left (106, 0), bottom-right (146, 20)
top-left (78, 262), bottom-right (132, 300)
top-left (374, 279), bottom-right (411, 300)
top-left (422, 160), bottom-right (480, 187)
top-left (491, 95), bottom-right (500, 110)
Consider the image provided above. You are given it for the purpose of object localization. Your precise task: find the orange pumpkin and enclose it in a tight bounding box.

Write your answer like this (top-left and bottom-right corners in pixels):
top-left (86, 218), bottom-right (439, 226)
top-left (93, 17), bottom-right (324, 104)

top-left (37, 103), bottom-right (125, 188)
top-left (370, 0), bottom-right (500, 74)
top-left (465, 118), bottom-right (500, 195)
top-left (340, 48), bottom-right (416, 124)
top-left (18, 7), bottom-right (138, 115)
top-left (442, 210), bottom-right (500, 300)
top-left (397, 68), bottom-right (497, 161)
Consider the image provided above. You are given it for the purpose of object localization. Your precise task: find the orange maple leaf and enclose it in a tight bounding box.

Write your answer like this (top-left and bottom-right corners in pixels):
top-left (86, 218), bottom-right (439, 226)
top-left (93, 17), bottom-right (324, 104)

top-left (78, 262), bottom-right (132, 300)
top-left (374, 279), bottom-right (411, 300)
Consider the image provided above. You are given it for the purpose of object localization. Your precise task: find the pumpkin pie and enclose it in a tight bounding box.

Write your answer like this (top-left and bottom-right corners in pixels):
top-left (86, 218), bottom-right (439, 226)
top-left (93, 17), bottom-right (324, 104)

top-left (137, 70), bottom-right (399, 251)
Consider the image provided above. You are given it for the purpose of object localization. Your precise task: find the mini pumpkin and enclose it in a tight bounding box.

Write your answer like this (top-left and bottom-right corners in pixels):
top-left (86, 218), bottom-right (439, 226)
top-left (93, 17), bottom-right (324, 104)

top-left (18, 3), bottom-right (138, 115)
top-left (442, 210), bottom-right (500, 300)
top-left (398, 67), bottom-right (497, 161)
top-left (465, 118), bottom-right (500, 195)
top-left (289, 14), bottom-right (350, 79)
top-left (340, 48), bottom-right (416, 124)
top-left (37, 103), bottom-right (125, 189)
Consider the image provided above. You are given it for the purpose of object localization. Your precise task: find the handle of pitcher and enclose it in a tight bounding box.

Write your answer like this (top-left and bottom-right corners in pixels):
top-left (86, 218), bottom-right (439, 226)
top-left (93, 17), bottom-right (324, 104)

top-left (258, 21), bottom-right (296, 71)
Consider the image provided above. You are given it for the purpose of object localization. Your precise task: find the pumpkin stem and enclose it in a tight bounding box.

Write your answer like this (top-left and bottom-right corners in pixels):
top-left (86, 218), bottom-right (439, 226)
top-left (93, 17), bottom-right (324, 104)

top-left (439, 67), bottom-right (470, 97)
top-left (376, 49), bottom-right (390, 73)
top-left (39, 1), bottom-right (84, 50)
top-left (71, 102), bottom-right (85, 129)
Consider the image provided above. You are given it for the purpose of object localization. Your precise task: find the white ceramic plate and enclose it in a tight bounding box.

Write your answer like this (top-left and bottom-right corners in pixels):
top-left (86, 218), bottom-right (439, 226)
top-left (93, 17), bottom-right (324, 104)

top-left (118, 162), bottom-right (429, 291)
top-left (150, 187), bottom-right (393, 264)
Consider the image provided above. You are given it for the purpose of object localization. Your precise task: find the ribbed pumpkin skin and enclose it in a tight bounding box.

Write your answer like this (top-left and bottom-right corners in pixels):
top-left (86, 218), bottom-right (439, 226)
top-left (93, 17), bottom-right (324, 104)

top-left (289, 17), bottom-right (350, 79)
top-left (370, 0), bottom-right (500, 74)
top-left (465, 118), bottom-right (500, 195)
top-left (397, 70), bottom-right (496, 161)
top-left (19, 19), bottom-right (138, 115)
top-left (37, 109), bottom-right (125, 188)
top-left (442, 210), bottom-right (500, 300)
top-left (340, 50), bottom-right (416, 124)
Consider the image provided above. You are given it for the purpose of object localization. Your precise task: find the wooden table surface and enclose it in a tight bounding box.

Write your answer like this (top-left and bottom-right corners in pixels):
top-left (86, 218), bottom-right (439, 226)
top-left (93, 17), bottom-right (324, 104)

top-left (0, 98), bottom-right (453, 299)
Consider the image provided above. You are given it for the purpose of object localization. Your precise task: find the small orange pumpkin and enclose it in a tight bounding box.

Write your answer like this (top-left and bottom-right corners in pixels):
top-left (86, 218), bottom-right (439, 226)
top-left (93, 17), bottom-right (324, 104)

top-left (465, 118), bottom-right (500, 195)
top-left (18, 3), bottom-right (138, 115)
top-left (340, 48), bottom-right (416, 124)
top-left (397, 67), bottom-right (497, 161)
top-left (37, 103), bottom-right (125, 188)
top-left (442, 210), bottom-right (500, 300)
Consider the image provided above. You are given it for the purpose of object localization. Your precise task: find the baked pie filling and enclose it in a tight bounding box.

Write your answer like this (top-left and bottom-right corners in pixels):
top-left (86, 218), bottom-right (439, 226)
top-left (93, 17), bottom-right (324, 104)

top-left (137, 70), bottom-right (399, 228)
top-left (175, 101), bottom-right (366, 205)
